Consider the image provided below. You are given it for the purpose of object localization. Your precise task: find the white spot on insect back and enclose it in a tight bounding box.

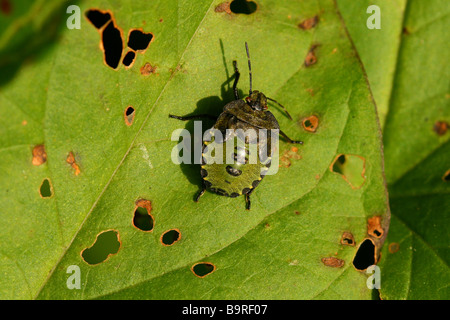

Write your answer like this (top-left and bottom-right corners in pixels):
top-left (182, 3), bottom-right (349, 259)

top-left (139, 144), bottom-right (154, 169)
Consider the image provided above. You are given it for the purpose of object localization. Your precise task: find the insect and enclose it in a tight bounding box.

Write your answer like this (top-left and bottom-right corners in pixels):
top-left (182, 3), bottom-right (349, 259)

top-left (169, 43), bottom-right (302, 210)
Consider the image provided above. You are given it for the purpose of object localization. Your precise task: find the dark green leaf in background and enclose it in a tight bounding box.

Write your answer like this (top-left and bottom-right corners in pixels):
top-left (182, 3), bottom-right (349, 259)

top-left (338, 0), bottom-right (450, 299)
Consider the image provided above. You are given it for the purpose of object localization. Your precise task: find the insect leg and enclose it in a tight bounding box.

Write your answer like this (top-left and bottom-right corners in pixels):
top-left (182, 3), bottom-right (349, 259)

top-left (267, 97), bottom-right (293, 120)
top-left (195, 180), bottom-right (207, 202)
top-left (169, 114), bottom-right (216, 121)
top-left (232, 60), bottom-right (240, 100)
top-left (245, 188), bottom-right (255, 210)
top-left (280, 130), bottom-right (303, 144)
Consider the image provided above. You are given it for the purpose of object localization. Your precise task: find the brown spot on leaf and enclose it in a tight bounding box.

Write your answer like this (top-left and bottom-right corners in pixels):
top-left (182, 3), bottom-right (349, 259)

top-left (341, 232), bottom-right (355, 246)
top-left (388, 242), bottom-right (400, 253)
top-left (140, 62), bottom-right (157, 75)
top-left (32, 145), bottom-right (47, 166)
top-left (302, 115), bottom-right (319, 132)
top-left (1, 0), bottom-right (11, 15)
top-left (306, 88), bottom-right (315, 96)
top-left (279, 146), bottom-right (302, 168)
top-left (298, 15), bottom-right (318, 30)
top-left (191, 262), bottom-right (216, 278)
top-left (367, 216), bottom-right (383, 238)
top-left (215, 2), bottom-right (232, 14)
top-left (321, 257), bottom-right (344, 268)
top-left (433, 121), bottom-right (449, 136)
top-left (304, 44), bottom-right (319, 67)
top-left (66, 152), bottom-right (81, 176)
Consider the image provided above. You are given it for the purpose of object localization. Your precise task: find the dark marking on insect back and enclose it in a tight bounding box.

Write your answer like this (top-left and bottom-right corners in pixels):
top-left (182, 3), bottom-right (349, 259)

top-left (211, 188), bottom-right (229, 197)
top-left (226, 165), bottom-right (242, 176)
top-left (200, 168), bottom-right (208, 178)
top-left (233, 152), bottom-right (248, 164)
top-left (252, 179), bottom-right (261, 188)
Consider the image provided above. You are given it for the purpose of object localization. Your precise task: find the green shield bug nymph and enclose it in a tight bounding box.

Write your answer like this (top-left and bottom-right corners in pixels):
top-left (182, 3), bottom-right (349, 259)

top-left (169, 43), bottom-right (302, 210)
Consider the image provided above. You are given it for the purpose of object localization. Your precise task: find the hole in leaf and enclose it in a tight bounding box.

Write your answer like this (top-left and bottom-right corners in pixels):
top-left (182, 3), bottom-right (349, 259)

top-left (340, 232), bottom-right (355, 246)
top-left (229, 0), bottom-right (257, 14)
top-left (353, 238), bottom-right (376, 271)
top-left (39, 178), bottom-right (52, 198)
top-left (81, 230), bottom-right (121, 265)
top-left (102, 20), bottom-right (123, 69)
top-left (191, 262), bottom-right (216, 278)
top-left (85, 9), bottom-right (111, 29)
top-left (161, 229), bottom-right (181, 246)
top-left (125, 106), bottom-right (134, 116)
top-left (32, 144), bottom-right (47, 166)
top-left (127, 29), bottom-right (153, 52)
top-left (330, 154), bottom-right (366, 189)
top-left (124, 106), bottom-right (135, 126)
top-left (302, 115), bottom-right (319, 132)
top-left (443, 169), bottom-right (450, 182)
top-left (122, 50), bottom-right (136, 68)
top-left (133, 199), bottom-right (154, 232)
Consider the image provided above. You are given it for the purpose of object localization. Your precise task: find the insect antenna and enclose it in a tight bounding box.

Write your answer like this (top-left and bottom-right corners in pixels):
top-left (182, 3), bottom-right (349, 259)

top-left (267, 97), bottom-right (293, 120)
top-left (245, 42), bottom-right (252, 95)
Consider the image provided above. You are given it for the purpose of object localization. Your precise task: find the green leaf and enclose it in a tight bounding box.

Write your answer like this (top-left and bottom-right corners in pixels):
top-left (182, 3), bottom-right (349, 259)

top-left (338, 0), bottom-right (450, 299)
top-left (337, 0), bottom-right (406, 128)
top-left (0, 0), bottom-right (388, 299)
